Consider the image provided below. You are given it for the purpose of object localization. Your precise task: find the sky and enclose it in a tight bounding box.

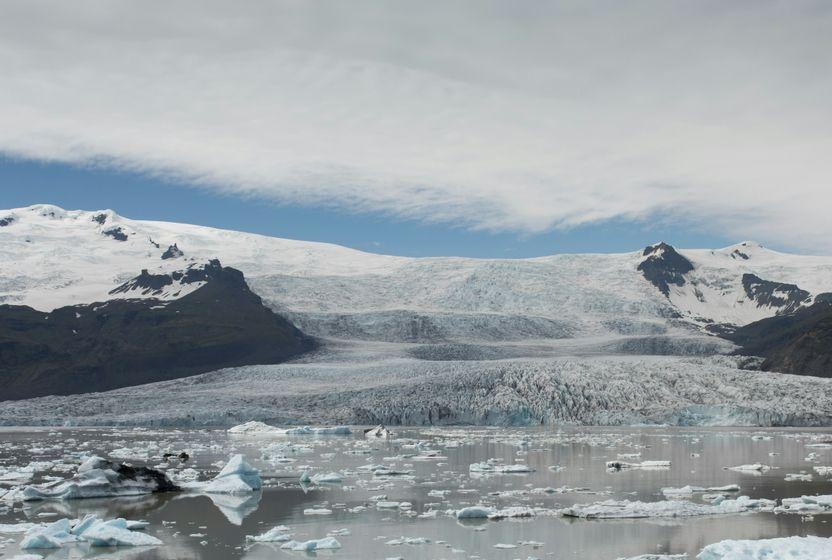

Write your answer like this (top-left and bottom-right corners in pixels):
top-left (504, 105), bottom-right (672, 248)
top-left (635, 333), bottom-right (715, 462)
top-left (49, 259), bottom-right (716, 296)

top-left (1, 1), bottom-right (830, 257)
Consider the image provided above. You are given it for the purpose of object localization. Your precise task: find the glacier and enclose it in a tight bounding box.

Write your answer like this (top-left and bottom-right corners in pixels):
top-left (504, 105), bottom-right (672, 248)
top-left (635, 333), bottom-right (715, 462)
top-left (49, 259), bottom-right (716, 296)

top-left (4, 204), bottom-right (832, 426)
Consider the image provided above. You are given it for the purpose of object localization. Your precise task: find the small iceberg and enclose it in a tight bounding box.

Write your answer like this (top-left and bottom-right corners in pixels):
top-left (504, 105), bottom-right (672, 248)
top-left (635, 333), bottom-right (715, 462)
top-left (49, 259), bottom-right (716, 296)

top-left (246, 525), bottom-right (293, 543)
top-left (20, 516), bottom-right (161, 550)
top-left (203, 454), bottom-right (262, 494)
top-left (19, 457), bottom-right (178, 501)
top-left (364, 425), bottom-right (392, 438)
top-left (281, 537), bottom-right (341, 551)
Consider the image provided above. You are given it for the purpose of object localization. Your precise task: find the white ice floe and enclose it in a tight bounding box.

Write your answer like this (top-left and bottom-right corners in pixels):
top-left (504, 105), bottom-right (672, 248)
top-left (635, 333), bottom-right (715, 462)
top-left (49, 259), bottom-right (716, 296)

top-left (469, 462), bottom-right (534, 474)
top-left (281, 537), bottom-right (341, 551)
top-left (18, 456), bottom-right (176, 501)
top-left (561, 496), bottom-right (775, 519)
top-left (365, 425), bottom-right (393, 438)
top-left (386, 536), bottom-right (431, 545)
top-left (202, 454), bottom-right (262, 494)
top-left (814, 466), bottom-right (832, 476)
top-left (697, 535), bottom-right (832, 559)
top-left (246, 525), bottom-right (293, 543)
top-left (773, 494), bottom-right (832, 515)
top-left (227, 421), bottom-right (282, 435)
top-left (310, 472), bottom-right (344, 484)
top-left (661, 485), bottom-right (740, 497)
top-left (20, 516), bottom-right (161, 550)
top-left (784, 473), bottom-right (813, 482)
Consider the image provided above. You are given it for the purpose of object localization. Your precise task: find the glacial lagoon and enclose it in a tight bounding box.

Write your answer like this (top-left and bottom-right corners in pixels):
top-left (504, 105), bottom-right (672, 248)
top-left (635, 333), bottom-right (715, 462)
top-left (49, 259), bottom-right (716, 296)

top-left (2, 426), bottom-right (832, 559)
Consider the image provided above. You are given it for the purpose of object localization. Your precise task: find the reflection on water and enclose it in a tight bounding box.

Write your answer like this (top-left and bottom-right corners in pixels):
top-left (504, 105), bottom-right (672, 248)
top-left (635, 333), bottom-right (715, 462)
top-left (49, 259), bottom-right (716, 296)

top-left (1, 426), bottom-right (832, 559)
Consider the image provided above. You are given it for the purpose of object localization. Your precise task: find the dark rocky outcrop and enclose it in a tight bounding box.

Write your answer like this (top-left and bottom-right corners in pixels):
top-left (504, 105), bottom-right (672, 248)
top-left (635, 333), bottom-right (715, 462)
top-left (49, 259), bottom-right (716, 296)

top-left (161, 243), bottom-right (184, 260)
top-left (0, 216), bottom-right (14, 227)
top-left (725, 298), bottom-right (832, 377)
top-left (91, 213), bottom-right (108, 225)
top-left (741, 273), bottom-right (810, 314)
top-left (637, 242), bottom-right (694, 297)
top-left (102, 226), bottom-right (128, 241)
top-left (0, 261), bottom-right (316, 400)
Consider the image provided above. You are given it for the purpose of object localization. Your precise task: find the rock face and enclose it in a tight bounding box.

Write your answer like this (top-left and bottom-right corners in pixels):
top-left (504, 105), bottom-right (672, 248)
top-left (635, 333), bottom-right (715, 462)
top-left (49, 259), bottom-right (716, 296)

top-left (102, 226), bottom-right (129, 241)
top-left (637, 242), bottom-right (694, 297)
top-left (741, 273), bottom-right (811, 314)
top-left (726, 299), bottom-right (832, 377)
top-left (0, 261), bottom-right (316, 400)
top-left (161, 243), bottom-right (184, 259)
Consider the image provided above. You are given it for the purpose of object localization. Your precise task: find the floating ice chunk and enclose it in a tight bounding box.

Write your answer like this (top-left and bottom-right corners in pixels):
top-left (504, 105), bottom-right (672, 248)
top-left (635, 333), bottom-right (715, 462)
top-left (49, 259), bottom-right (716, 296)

top-left (20, 457), bottom-right (178, 501)
top-left (246, 525), bottom-right (292, 543)
top-left (365, 425), bottom-right (393, 438)
top-left (561, 495), bottom-right (775, 519)
top-left (774, 494), bottom-right (832, 514)
top-left (0, 522), bottom-right (39, 533)
top-left (78, 518), bottom-right (163, 547)
top-left (281, 537), bottom-right (341, 551)
top-left (697, 535), bottom-right (832, 559)
top-left (386, 536), bottom-right (431, 545)
top-left (469, 462), bottom-right (534, 474)
top-left (228, 421), bottom-right (281, 435)
top-left (662, 484), bottom-right (739, 497)
top-left (455, 506), bottom-right (494, 519)
top-left (203, 454), bottom-right (261, 494)
top-left (785, 473), bottom-right (813, 482)
top-left (311, 472), bottom-right (344, 484)
top-left (7, 555), bottom-right (45, 560)
top-left (725, 463), bottom-right (771, 472)
top-left (493, 543), bottom-right (517, 549)
top-left (376, 501), bottom-right (403, 509)
top-left (303, 508), bottom-right (333, 515)
top-left (20, 519), bottom-right (76, 549)
top-left (814, 466), bottom-right (832, 476)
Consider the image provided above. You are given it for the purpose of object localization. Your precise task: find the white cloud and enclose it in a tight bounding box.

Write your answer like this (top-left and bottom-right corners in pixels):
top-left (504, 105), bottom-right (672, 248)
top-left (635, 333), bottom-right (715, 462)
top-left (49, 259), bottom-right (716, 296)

top-left (0, 1), bottom-right (830, 250)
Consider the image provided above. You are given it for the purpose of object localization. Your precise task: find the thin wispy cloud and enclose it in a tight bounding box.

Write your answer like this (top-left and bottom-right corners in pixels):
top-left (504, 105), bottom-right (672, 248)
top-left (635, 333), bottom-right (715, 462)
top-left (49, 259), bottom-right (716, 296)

top-left (1, 1), bottom-right (830, 250)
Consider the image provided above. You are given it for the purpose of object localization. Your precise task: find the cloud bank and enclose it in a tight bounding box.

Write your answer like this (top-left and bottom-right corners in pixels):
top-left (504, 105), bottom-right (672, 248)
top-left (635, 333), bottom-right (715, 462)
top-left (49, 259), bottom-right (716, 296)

top-left (1, 1), bottom-right (830, 250)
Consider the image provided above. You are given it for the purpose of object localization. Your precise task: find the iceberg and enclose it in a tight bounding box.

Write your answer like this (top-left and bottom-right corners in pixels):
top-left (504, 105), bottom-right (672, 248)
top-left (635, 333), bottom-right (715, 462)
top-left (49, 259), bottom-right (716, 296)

top-left (20, 516), bottom-right (161, 550)
top-left (20, 457), bottom-right (178, 501)
top-left (203, 454), bottom-right (262, 494)
top-left (456, 505), bottom-right (494, 519)
top-left (227, 421), bottom-right (281, 434)
top-left (246, 525), bottom-right (293, 543)
top-left (364, 425), bottom-right (393, 438)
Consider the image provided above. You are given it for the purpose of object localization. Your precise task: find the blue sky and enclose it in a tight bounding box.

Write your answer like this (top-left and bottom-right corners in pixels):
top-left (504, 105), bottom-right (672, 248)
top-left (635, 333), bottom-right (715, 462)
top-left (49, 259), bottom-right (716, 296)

top-left (0, 158), bottom-right (736, 258)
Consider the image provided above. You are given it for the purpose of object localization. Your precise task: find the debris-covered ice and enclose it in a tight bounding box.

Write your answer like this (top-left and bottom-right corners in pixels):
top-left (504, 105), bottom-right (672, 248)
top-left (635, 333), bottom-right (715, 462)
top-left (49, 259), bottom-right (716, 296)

top-left (17, 457), bottom-right (177, 501)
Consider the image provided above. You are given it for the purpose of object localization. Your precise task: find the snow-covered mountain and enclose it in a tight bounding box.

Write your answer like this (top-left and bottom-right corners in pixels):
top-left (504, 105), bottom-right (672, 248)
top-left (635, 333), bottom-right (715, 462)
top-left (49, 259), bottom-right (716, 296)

top-left (4, 204), bottom-right (832, 424)
top-left (1, 204), bottom-right (831, 343)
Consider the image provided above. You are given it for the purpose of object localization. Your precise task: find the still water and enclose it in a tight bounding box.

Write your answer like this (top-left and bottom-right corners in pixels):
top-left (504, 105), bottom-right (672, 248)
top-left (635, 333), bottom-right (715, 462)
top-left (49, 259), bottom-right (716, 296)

top-left (1, 426), bottom-right (831, 559)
